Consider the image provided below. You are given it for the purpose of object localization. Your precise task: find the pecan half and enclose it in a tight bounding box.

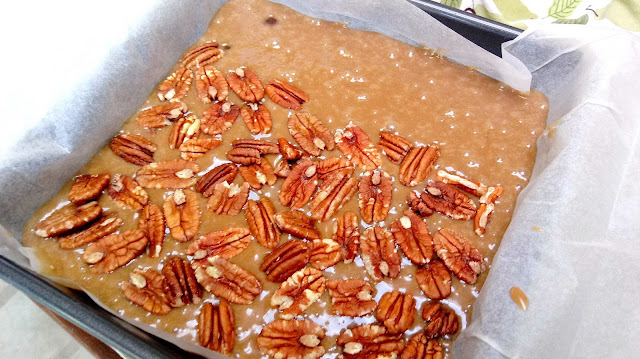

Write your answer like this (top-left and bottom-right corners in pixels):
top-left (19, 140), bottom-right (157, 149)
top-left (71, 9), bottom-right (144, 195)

top-left (379, 131), bottom-right (411, 163)
top-left (274, 160), bottom-right (291, 178)
top-left (279, 160), bottom-right (318, 209)
top-left (390, 210), bottom-right (434, 265)
top-left (408, 191), bottom-right (434, 217)
top-left (158, 67), bottom-right (192, 101)
top-left (310, 176), bottom-right (358, 222)
top-left (58, 214), bottom-right (122, 249)
top-left (198, 301), bottom-right (235, 355)
top-left (162, 257), bottom-right (202, 307)
top-left (333, 212), bottom-right (360, 263)
top-left (121, 269), bottom-right (171, 315)
top-left (136, 101), bottom-right (187, 128)
top-left (376, 291), bottom-right (416, 334)
top-left (68, 174), bottom-right (110, 205)
top-left (109, 134), bottom-right (156, 166)
top-left (335, 124), bottom-right (381, 170)
top-left (135, 160), bottom-right (199, 189)
top-left (258, 319), bottom-right (325, 359)
top-left (337, 324), bottom-right (405, 359)
top-left (288, 112), bottom-right (335, 156)
top-left (401, 332), bottom-right (444, 359)
top-left (196, 163), bottom-right (239, 197)
top-left (421, 301), bottom-right (459, 338)
top-left (107, 174), bottom-right (149, 210)
top-left (232, 139), bottom-right (280, 155)
top-left (226, 147), bottom-right (261, 165)
top-left (245, 198), bottom-right (281, 249)
top-left (274, 210), bottom-right (321, 240)
top-left (271, 267), bottom-right (326, 319)
top-left (436, 169), bottom-right (487, 197)
top-left (309, 238), bottom-right (342, 270)
top-left (201, 102), bottom-right (240, 135)
top-left (399, 145), bottom-right (440, 187)
top-left (195, 65), bottom-right (228, 103)
top-left (187, 227), bottom-right (252, 260)
top-left (474, 185), bottom-right (503, 236)
top-left (360, 227), bottom-right (401, 281)
top-left (206, 181), bottom-right (250, 216)
top-left (433, 228), bottom-right (483, 284)
top-left (358, 170), bottom-right (392, 224)
top-left (192, 256), bottom-right (261, 304)
top-left (163, 189), bottom-right (200, 243)
top-left (168, 115), bottom-right (200, 149)
top-left (326, 279), bottom-right (376, 317)
top-left (316, 157), bottom-right (355, 181)
top-left (181, 42), bottom-right (223, 69)
top-left (265, 80), bottom-right (309, 110)
top-left (138, 204), bottom-right (165, 257)
top-left (420, 181), bottom-right (477, 220)
top-left (277, 137), bottom-right (303, 161)
top-left (415, 260), bottom-right (451, 300)
top-left (227, 67), bottom-right (264, 102)
top-left (241, 103), bottom-right (272, 134)
top-left (35, 202), bottom-right (102, 238)
top-left (83, 229), bottom-right (148, 273)
top-left (260, 240), bottom-right (310, 282)
top-left (180, 137), bottom-right (222, 161)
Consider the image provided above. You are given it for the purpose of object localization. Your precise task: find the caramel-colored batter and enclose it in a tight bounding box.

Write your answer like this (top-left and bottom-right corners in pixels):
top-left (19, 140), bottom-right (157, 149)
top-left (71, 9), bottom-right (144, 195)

top-left (22, 0), bottom-right (548, 357)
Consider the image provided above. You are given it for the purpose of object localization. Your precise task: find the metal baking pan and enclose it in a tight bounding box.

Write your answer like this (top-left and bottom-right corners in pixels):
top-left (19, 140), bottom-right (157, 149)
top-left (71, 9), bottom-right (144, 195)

top-left (0, 1), bottom-right (522, 358)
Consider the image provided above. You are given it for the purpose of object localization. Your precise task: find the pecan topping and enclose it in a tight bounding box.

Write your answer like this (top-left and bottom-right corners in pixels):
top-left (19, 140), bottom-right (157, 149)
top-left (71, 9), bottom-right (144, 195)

top-left (421, 301), bottom-right (459, 338)
top-left (109, 134), bottom-right (156, 166)
top-left (68, 173), bottom-right (110, 205)
top-left (408, 191), bottom-right (434, 217)
top-left (245, 198), bottom-right (281, 249)
top-left (121, 269), bottom-right (171, 315)
top-left (168, 114), bottom-right (200, 149)
top-left (337, 324), bottom-right (405, 359)
top-left (309, 238), bottom-right (342, 270)
top-left (277, 137), bottom-right (303, 161)
top-left (316, 157), bottom-right (355, 181)
top-left (415, 260), bottom-right (451, 300)
top-left (227, 67), bottom-right (264, 102)
top-left (58, 214), bottom-right (122, 250)
top-left (241, 103), bottom-right (272, 134)
top-left (226, 147), bottom-right (261, 165)
top-left (192, 256), bottom-right (261, 304)
top-left (265, 80), bottom-right (309, 110)
top-left (279, 160), bottom-right (319, 209)
top-left (135, 160), bottom-right (199, 189)
top-left (335, 124), bottom-right (382, 170)
top-left (288, 112), bottom-right (335, 156)
top-left (274, 210), bottom-right (321, 240)
top-left (107, 174), bottom-right (149, 210)
top-left (83, 229), bottom-right (148, 273)
top-left (201, 101), bottom-right (240, 135)
top-left (379, 131), bottom-right (411, 163)
top-left (358, 170), bottom-right (392, 224)
top-left (271, 267), bottom-right (326, 319)
top-left (376, 291), bottom-right (416, 334)
top-left (420, 181), bottom-right (477, 220)
top-left (157, 67), bottom-right (192, 101)
top-left (474, 185), bottom-right (503, 236)
top-left (196, 163), bottom-right (239, 198)
top-left (310, 176), bottom-right (358, 221)
top-left (433, 228), bottom-right (483, 284)
top-left (35, 202), bottom-right (102, 238)
top-left (260, 240), bottom-right (310, 282)
top-left (390, 210), bottom-right (434, 265)
top-left (401, 332), bottom-right (444, 359)
top-left (162, 257), bottom-right (202, 307)
top-left (179, 137), bottom-right (222, 161)
top-left (198, 301), bottom-right (235, 355)
top-left (257, 320), bottom-right (325, 359)
top-left (436, 169), bottom-right (487, 197)
top-left (195, 65), bottom-right (228, 103)
top-left (136, 101), bottom-right (187, 128)
top-left (187, 227), bottom-right (252, 260)
top-left (326, 279), bottom-right (376, 317)
top-left (333, 212), bottom-right (360, 263)
top-left (163, 189), bottom-right (199, 243)
top-left (399, 145), bottom-right (440, 187)
top-left (360, 226), bottom-right (401, 281)
top-left (232, 139), bottom-right (280, 155)
top-left (206, 181), bottom-right (250, 216)
top-left (138, 204), bottom-right (165, 257)
top-left (273, 159), bottom-right (291, 178)
top-left (180, 42), bottom-right (223, 69)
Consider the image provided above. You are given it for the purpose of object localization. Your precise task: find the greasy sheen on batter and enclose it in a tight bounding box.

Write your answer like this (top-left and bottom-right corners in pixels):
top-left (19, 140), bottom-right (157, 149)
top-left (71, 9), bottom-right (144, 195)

top-left (22, 0), bottom-right (548, 357)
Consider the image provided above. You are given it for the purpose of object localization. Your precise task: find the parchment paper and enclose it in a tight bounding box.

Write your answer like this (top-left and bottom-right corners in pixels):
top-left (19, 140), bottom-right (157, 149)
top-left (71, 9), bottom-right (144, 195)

top-left (1, 0), bottom-right (639, 358)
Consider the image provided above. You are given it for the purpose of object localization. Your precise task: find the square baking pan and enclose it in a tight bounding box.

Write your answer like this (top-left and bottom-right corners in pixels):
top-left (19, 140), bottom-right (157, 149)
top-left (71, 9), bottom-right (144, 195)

top-left (0, 1), bottom-right (522, 358)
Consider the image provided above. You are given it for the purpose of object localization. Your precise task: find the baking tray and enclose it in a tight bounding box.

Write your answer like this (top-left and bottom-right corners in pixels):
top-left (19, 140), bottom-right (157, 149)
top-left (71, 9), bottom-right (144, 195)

top-left (0, 1), bottom-right (522, 358)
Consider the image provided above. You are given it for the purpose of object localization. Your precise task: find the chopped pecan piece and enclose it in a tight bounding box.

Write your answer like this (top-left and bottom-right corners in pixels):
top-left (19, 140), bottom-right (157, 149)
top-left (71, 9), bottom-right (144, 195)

top-left (232, 139), bottom-right (280, 154)
top-left (121, 269), bottom-right (171, 315)
top-left (58, 214), bottom-right (122, 249)
top-left (107, 174), bottom-right (149, 210)
top-left (260, 240), bottom-right (310, 282)
top-left (35, 202), bottom-right (102, 238)
top-left (68, 174), bottom-right (110, 205)
top-left (192, 256), bottom-right (261, 304)
top-left (401, 332), bottom-right (444, 359)
top-left (436, 169), bottom-right (487, 197)
top-left (279, 160), bottom-right (319, 209)
top-left (239, 162), bottom-right (277, 189)
top-left (163, 189), bottom-right (199, 242)
top-left (399, 145), bottom-right (440, 187)
top-left (196, 163), bottom-right (239, 197)
top-left (310, 176), bottom-right (358, 222)
top-left (415, 260), bottom-right (451, 300)
top-left (136, 101), bottom-right (187, 128)
top-left (227, 67), bottom-right (264, 102)
top-left (162, 257), bottom-right (202, 307)
top-left (258, 319), bottom-right (325, 359)
top-left (271, 267), bottom-right (326, 319)
top-left (195, 65), bottom-right (228, 103)
top-left (316, 157), bottom-right (355, 181)
top-left (333, 212), bottom-right (360, 263)
top-left (358, 170), bottom-right (392, 224)
top-left (245, 198), bottom-right (281, 249)
top-left (379, 131), bottom-right (411, 163)
top-left (433, 228), bottom-right (483, 284)
top-left (201, 101), bottom-right (240, 135)
top-left (421, 301), bottom-right (459, 338)
top-left (168, 114), bottom-right (200, 149)
top-left (288, 112), bottom-right (335, 156)
top-left (408, 191), bottom-right (435, 217)
top-left (360, 227), bottom-right (401, 281)
top-left (326, 279), bottom-right (376, 317)
top-left (274, 210), bottom-right (321, 240)
top-left (309, 238), bottom-right (342, 270)
top-left (335, 124), bottom-right (381, 170)
top-left (138, 204), bottom-right (165, 257)
top-left (420, 181), bottom-right (477, 220)
top-left (265, 80), bottom-right (309, 110)
top-left (390, 210), bottom-right (434, 265)
top-left (83, 229), bottom-right (148, 273)
top-left (135, 160), bottom-right (199, 189)
top-left (376, 291), bottom-right (416, 334)
top-left (226, 147), bottom-right (261, 165)
top-left (198, 301), bottom-right (235, 355)
top-left (273, 159), bottom-right (292, 178)
top-left (206, 181), bottom-right (250, 216)
top-left (109, 134), bottom-right (156, 166)
top-left (179, 137), bottom-right (222, 161)
top-left (337, 324), bottom-right (405, 359)
top-left (474, 185), bottom-right (503, 236)
top-left (241, 103), bottom-right (272, 134)
top-left (158, 67), bottom-right (192, 101)
top-left (277, 137), bottom-right (303, 161)
top-left (187, 227), bottom-right (252, 260)
top-left (180, 42), bottom-right (223, 69)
